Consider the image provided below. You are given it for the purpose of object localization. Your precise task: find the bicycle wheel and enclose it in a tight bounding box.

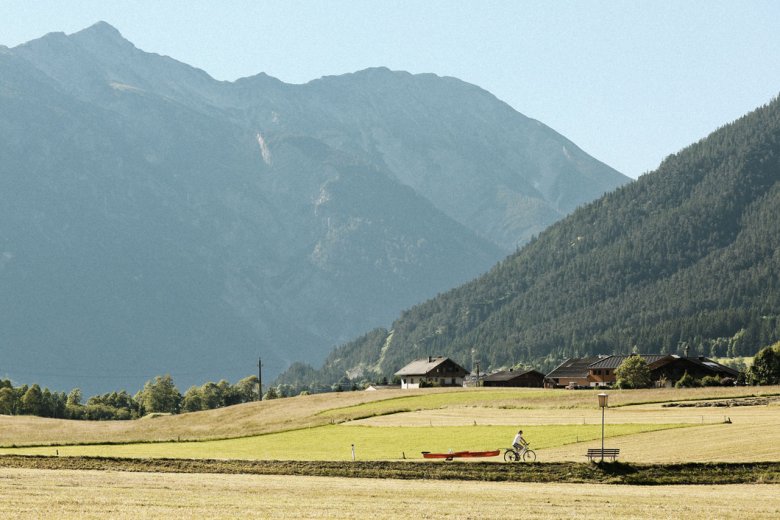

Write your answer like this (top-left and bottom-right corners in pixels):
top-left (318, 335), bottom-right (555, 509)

top-left (523, 449), bottom-right (536, 462)
top-left (504, 449), bottom-right (519, 462)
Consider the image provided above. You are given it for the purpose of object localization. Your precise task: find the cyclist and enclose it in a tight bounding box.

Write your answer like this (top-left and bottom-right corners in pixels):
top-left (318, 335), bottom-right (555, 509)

top-left (512, 429), bottom-right (528, 452)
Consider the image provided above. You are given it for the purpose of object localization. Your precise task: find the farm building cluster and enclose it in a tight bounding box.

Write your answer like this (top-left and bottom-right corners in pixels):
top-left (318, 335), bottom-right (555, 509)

top-left (392, 354), bottom-right (738, 389)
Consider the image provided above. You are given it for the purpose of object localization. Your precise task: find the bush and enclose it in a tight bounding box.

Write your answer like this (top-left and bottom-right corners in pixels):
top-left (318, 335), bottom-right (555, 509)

top-left (749, 342), bottom-right (780, 385)
top-left (675, 371), bottom-right (700, 388)
top-left (699, 375), bottom-right (722, 387)
top-left (82, 403), bottom-right (132, 420)
top-left (65, 404), bottom-right (85, 420)
top-left (615, 355), bottom-right (652, 389)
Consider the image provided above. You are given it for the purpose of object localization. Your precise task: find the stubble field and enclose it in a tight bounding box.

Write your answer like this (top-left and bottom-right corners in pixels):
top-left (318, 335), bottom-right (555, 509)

top-left (1, 468), bottom-right (779, 519)
top-left (1, 385), bottom-right (779, 518)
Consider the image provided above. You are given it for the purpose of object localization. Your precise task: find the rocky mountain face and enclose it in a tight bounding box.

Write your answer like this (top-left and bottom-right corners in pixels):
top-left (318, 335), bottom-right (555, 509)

top-left (0, 22), bottom-right (627, 394)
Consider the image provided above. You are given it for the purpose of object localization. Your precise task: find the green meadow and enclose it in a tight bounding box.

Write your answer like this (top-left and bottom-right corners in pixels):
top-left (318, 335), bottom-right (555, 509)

top-left (1, 423), bottom-right (688, 461)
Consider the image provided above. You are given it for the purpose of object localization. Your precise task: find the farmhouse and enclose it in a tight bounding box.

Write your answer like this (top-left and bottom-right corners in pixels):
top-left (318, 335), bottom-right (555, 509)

top-left (545, 357), bottom-right (601, 388)
top-left (394, 356), bottom-right (469, 389)
top-left (588, 355), bottom-right (667, 387)
top-left (648, 355), bottom-right (739, 385)
top-left (482, 368), bottom-right (546, 387)
top-left (547, 354), bottom-right (740, 388)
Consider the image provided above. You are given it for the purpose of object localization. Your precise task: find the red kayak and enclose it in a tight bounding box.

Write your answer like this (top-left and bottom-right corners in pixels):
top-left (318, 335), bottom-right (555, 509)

top-left (422, 450), bottom-right (500, 459)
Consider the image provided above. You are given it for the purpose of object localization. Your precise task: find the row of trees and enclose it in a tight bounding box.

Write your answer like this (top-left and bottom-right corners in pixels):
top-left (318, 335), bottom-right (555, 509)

top-left (0, 369), bottom-right (400, 421)
top-left (0, 374), bottom-right (262, 420)
top-left (6, 342), bottom-right (778, 422)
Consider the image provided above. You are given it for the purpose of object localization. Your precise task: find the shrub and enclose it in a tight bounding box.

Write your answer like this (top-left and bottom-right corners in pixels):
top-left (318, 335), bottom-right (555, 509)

top-left (699, 375), bottom-right (722, 387)
top-left (748, 342), bottom-right (780, 385)
top-left (675, 371), bottom-right (700, 388)
top-left (615, 355), bottom-right (652, 389)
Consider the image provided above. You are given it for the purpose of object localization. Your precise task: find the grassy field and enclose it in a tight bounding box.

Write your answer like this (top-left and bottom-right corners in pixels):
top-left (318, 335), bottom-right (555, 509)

top-left (0, 389), bottom-right (412, 446)
top-left (0, 386), bottom-right (778, 518)
top-left (1, 468), bottom-right (779, 519)
top-left (0, 423), bottom-right (688, 460)
top-left (1, 386), bottom-right (778, 464)
top-left (1, 385), bottom-right (776, 447)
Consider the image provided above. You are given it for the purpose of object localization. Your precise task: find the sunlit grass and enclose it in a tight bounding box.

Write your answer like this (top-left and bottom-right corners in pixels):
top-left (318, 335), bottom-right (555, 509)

top-left (0, 423), bottom-right (690, 460)
top-left (321, 386), bottom-right (780, 421)
top-left (318, 388), bottom-right (553, 420)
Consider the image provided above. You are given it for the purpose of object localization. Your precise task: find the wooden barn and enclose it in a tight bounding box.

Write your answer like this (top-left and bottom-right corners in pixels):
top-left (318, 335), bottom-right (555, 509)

top-left (545, 357), bottom-right (601, 388)
top-left (482, 368), bottom-right (546, 388)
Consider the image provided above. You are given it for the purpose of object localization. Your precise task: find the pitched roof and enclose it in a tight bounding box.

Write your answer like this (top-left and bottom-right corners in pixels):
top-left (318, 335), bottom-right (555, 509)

top-left (546, 357), bottom-right (601, 379)
top-left (588, 355), bottom-right (667, 369)
top-left (648, 355), bottom-right (740, 377)
top-left (394, 356), bottom-right (468, 376)
top-left (483, 369), bottom-right (545, 382)
top-left (697, 359), bottom-right (739, 377)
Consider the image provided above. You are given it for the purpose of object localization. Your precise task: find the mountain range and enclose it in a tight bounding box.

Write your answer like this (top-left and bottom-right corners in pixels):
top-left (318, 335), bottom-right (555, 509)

top-left (279, 94), bottom-right (780, 389)
top-left (0, 22), bottom-right (627, 394)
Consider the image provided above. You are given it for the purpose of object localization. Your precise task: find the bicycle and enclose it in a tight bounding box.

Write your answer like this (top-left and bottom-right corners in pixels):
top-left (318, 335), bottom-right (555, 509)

top-left (504, 443), bottom-right (536, 462)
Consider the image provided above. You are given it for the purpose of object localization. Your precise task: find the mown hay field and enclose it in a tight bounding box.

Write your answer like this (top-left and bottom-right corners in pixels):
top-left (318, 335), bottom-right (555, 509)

top-left (1, 385), bottom-right (778, 464)
top-left (346, 394), bottom-right (780, 463)
top-left (1, 386), bottom-right (779, 519)
top-left (1, 468), bottom-right (779, 520)
top-left (0, 388), bottom-right (416, 447)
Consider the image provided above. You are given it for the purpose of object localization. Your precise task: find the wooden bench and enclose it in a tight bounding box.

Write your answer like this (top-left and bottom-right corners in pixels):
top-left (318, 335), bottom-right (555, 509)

top-left (586, 448), bottom-right (620, 462)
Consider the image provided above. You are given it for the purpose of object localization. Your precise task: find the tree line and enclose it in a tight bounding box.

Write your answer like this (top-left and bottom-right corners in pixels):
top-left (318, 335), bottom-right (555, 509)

top-left (0, 374), bottom-right (260, 420)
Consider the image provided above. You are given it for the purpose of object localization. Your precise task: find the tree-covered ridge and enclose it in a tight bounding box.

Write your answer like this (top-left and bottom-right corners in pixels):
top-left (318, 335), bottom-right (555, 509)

top-left (278, 95), bottom-right (780, 388)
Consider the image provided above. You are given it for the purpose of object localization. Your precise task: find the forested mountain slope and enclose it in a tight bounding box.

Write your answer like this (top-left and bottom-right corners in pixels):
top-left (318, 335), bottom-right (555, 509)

top-left (280, 95), bottom-right (780, 388)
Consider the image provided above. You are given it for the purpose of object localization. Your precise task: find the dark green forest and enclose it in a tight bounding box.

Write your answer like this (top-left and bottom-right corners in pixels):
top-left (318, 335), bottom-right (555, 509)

top-left (278, 95), bottom-right (780, 389)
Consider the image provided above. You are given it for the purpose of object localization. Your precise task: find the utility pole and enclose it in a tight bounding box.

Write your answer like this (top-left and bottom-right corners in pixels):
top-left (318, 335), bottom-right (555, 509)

top-left (471, 348), bottom-right (480, 387)
top-left (258, 357), bottom-right (263, 401)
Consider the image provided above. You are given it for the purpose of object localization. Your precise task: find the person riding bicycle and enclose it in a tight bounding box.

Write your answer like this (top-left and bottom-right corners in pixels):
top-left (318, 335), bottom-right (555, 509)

top-left (512, 429), bottom-right (528, 452)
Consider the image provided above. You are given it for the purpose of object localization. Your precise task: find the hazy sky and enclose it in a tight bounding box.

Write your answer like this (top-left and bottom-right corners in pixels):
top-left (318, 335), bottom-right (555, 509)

top-left (3, 1), bottom-right (779, 178)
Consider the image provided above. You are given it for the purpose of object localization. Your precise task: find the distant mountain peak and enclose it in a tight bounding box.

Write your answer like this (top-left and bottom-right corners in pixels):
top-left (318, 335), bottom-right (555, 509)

top-left (71, 21), bottom-right (134, 50)
top-left (78, 21), bottom-right (124, 39)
